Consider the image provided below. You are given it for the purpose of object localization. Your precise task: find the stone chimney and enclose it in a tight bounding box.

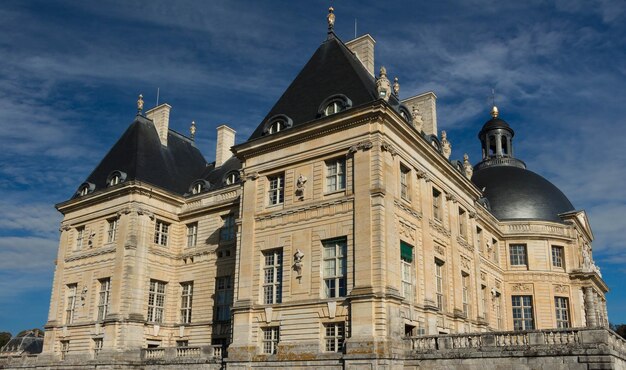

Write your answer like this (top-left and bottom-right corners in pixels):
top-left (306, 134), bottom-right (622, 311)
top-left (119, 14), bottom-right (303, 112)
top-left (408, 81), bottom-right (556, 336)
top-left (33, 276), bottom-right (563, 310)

top-left (346, 34), bottom-right (376, 77)
top-left (145, 103), bottom-right (172, 146)
top-left (216, 125), bottom-right (236, 167)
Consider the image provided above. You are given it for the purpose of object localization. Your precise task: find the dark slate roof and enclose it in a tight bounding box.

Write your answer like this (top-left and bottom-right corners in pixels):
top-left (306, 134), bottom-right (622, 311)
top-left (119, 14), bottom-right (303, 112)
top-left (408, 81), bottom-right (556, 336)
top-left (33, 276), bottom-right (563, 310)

top-left (75, 115), bottom-right (208, 198)
top-left (248, 33), bottom-right (384, 140)
top-left (479, 117), bottom-right (513, 137)
top-left (472, 165), bottom-right (574, 223)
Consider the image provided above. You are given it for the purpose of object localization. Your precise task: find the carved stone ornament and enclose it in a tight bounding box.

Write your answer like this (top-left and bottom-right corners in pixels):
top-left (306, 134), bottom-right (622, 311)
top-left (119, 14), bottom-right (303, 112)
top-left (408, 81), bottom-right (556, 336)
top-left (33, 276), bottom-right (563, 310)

top-left (511, 283), bottom-right (532, 292)
top-left (460, 255), bottom-right (471, 270)
top-left (347, 141), bottom-right (373, 155)
top-left (295, 174), bottom-right (307, 200)
top-left (399, 219), bottom-right (416, 241)
top-left (440, 130), bottom-right (452, 160)
top-left (380, 141), bottom-right (397, 157)
top-left (87, 230), bottom-right (96, 248)
top-left (495, 280), bottom-right (501, 289)
top-left (468, 211), bottom-right (477, 219)
top-left (293, 249), bottom-right (305, 279)
top-left (463, 153), bottom-right (473, 180)
top-left (59, 224), bottom-right (71, 232)
top-left (480, 271), bottom-right (486, 281)
top-left (554, 284), bottom-right (568, 294)
top-left (411, 105), bottom-right (424, 133)
top-left (445, 193), bottom-right (458, 203)
top-left (434, 244), bottom-right (445, 255)
top-left (416, 169), bottom-right (431, 182)
top-left (241, 170), bottom-right (259, 181)
top-left (376, 66), bottom-right (391, 101)
top-left (135, 208), bottom-right (155, 220)
top-left (116, 207), bottom-right (132, 217)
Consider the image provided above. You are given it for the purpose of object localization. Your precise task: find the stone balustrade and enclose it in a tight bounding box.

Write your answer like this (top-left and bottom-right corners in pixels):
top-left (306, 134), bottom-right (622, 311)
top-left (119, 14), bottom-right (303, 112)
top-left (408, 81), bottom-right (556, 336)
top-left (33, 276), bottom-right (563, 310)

top-left (141, 345), bottom-right (222, 362)
top-left (408, 327), bottom-right (617, 353)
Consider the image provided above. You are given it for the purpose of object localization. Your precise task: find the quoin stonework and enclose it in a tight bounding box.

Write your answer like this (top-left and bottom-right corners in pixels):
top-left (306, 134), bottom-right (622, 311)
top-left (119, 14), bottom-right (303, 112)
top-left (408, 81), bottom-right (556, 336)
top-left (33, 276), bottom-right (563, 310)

top-left (3, 7), bottom-right (625, 370)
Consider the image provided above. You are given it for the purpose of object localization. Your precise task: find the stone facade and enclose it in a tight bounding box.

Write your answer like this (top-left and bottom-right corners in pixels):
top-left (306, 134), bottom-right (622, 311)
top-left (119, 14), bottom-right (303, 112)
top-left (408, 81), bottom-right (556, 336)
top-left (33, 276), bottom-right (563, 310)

top-left (2, 15), bottom-right (621, 370)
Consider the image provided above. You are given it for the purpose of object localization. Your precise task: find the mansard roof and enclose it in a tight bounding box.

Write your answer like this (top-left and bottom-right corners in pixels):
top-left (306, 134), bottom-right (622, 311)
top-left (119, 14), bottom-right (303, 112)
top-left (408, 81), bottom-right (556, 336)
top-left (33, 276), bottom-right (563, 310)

top-left (248, 34), bottom-right (386, 140)
top-left (74, 115), bottom-right (208, 198)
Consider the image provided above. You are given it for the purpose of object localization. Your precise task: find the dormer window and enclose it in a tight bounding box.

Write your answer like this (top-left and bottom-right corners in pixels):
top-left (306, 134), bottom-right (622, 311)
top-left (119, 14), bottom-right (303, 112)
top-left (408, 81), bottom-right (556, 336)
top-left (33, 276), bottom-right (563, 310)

top-left (263, 115), bottom-right (293, 136)
top-left (318, 94), bottom-right (352, 117)
top-left (77, 182), bottom-right (95, 197)
top-left (225, 171), bottom-right (240, 185)
top-left (189, 179), bottom-right (210, 195)
top-left (106, 171), bottom-right (127, 187)
top-left (398, 105), bottom-right (412, 124)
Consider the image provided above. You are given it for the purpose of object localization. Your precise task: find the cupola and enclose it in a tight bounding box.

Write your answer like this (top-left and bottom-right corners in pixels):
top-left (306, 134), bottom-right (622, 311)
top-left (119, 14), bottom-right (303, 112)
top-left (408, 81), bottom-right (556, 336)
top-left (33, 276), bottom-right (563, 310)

top-left (475, 105), bottom-right (526, 171)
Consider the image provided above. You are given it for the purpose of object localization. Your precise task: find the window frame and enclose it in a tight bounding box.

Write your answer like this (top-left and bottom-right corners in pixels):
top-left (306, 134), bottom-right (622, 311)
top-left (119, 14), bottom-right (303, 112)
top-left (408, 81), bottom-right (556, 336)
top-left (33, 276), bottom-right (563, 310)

top-left (512, 295), bottom-right (534, 331)
top-left (97, 278), bottom-right (111, 321)
top-left (509, 244), bottom-right (528, 266)
top-left (262, 326), bottom-right (280, 354)
top-left (435, 259), bottom-right (445, 311)
top-left (219, 214), bottom-right (236, 243)
top-left (323, 238), bottom-right (347, 298)
top-left (147, 280), bottom-right (166, 323)
top-left (323, 322), bottom-right (346, 352)
top-left (75, 226), bottom-right (85, 250)
top-left (263, 249), bottom-right (283, 304)
top-left (180, 281), bottom-right (193, 324)
top-left (400, 241), bottom-right (414, 302)
top-left (186, 222), bottom-right (198, 248)
top-left (267, 174), bottom-right (285, 206)
top-left (60, 340), bottom-right (70, 360)
top-left (555, 296), bottom-right (570, 328)
top-left (93, 338), bottom-right (103, 356)
top-left (551, 245), bottom-right (564, 268)
top-left (65, 284), bottom-right (78, 325)
top-left (154, 220), bottom-right (170, 247)
top-left (107, 218), bottom-right (118, 243)
top-left (325, 157), bottom-right (346, 193)
top-left (215, 276), bottom-right (233, 322)
top-left (461, 272), bottom-right (470, 317)
top-left (400, 165), bottom-right (411, 201)
top-left (432, 188), bottom-right (442, 221)
top-left (458, 208), bottom-right (467, 239)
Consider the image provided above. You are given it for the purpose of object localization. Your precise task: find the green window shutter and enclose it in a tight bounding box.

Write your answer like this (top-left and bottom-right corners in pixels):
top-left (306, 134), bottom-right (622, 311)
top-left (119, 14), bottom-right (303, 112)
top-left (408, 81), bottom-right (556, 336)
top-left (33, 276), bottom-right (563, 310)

top-left (400, 241), bottom-right (413, 262)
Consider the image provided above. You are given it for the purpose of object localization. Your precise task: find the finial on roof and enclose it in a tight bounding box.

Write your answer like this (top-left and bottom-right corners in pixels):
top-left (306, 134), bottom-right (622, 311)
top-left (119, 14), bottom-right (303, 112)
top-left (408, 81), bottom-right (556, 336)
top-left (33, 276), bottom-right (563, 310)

top-left (137, 94), bottom-right (144, 114)
top-left (411, 105), bottom-right (424, 132)
top-left (393, 77), bottom-right (400, 97)
top-left (463, 153), bottom-right (473, 179)
top-left (376, 66), bottom-right (391, 102)
top-left (190, 121), bottom-right (196, 140)
top-left (327, 7), bottom-right (335, 33)
top-left (491, 105), bottom-right (499, 118)
top-left (441, 130), bottom-right (452, 160)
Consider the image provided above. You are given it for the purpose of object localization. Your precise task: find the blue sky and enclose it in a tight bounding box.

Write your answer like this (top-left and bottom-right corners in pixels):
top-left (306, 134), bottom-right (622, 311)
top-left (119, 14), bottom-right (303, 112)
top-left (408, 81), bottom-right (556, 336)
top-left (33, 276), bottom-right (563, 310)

top-left (0, 0), bottom-right (624, 334)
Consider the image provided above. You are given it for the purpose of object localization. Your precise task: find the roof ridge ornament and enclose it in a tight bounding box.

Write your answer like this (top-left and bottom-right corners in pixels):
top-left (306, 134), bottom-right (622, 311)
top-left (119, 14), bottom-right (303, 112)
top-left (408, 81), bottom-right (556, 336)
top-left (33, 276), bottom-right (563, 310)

top-left (137, 94), bottom-right (144, 115)
top-left (491, 105), bottom-right (499, 118)
top-left (393, 77), bottom-right (400, 97)
top-left (376, 66), bottom-right (391, 101)
top-left (327, 7), bottom-right (335, 34)
top-left (190, 121), bottom-right (196, 141)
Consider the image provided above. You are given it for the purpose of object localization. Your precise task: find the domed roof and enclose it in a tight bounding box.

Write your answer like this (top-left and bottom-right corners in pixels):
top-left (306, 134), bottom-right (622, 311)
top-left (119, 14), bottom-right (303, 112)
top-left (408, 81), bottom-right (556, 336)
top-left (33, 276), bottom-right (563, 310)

top-left (472, 165), bottom-right (574, 223)
top-left (479, 117), bottom-right (513, 136)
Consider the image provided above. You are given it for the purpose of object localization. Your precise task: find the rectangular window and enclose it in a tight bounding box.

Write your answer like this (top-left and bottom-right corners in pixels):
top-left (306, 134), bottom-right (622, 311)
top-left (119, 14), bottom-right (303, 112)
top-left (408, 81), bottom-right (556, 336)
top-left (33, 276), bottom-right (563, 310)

top-left (492, 238), bottom-right (499, 261)
top-left (326, 158), bottom-right (346, 192)
top-left (147, 280), bottom-right (166, 323)
top-left (432, 188), bottom-right (442, 221)
top-left (268, 174), bottom-right (284, 206)
top-left (481, 284), bottom-right (488, 320)
top-left (186, 223), bottom-right (198, 247)
top-left (458, 208), bottom-right (467, 238)
top-left (60, 340), bottom-right (70, 360)
top-left (215, 276), bottom-right (233, 321)
top-left (494, 292), bottom-right (502, 329)
top-left (512, 295), bottom-right (534, 330)
top-left (476, 227), bottom-right (483, 252)
top-left (107, 219), bottom-right (118, 243)
top-left (509, 244), bottom-right (527, 266)
top-left (555, 297), bottom-right (570, 328)
top-left (220, 214), bottom-right (236, 242)
top-left (400, 241), bottom-right (414, 301)
top-left (97, 278), bottom-right (111, 321)
top-left (65, 284), bottom-right (77, 325)
top-left (400, 165), bottom-right (410, 200)
top-left (75, 227), bottom-right (85, 250)
top-left (262, 327), bottom-right (279, 354)
top-left (93, 338), bottom-right (103, 356)
top-left (323, 238), bottom-right (347, 298)
top-left (176, 340), bottom-right (189, 347)
top-left (435, 259), bottom-right (444, 310)
top-left (324, 322), bottom-right (345, 352)
top-left (154, 220), bottom-right (169, 246)
top-left (552, 246), bottom-right (564, 268)
top-left (180, 281), bottom-right (193, 324)
top-left (263, 249), bottom-right (282, 304)
top-left (462, 273), bottom-right (470, 317)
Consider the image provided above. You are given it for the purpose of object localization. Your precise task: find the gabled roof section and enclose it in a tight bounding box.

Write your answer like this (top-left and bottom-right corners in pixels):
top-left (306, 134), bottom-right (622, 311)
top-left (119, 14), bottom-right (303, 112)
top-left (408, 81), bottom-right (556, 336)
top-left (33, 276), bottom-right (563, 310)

top-left (74, 115), bottom-right (207, 198)
top-left (248, 34), bottom-right (380, 140)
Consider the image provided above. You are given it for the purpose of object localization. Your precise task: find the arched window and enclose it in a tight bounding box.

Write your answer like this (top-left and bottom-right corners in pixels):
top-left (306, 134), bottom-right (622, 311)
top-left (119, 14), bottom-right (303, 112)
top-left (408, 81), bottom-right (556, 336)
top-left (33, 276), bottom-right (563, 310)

top-left (77, 182), bottom-right (95, 197)
top-left (224, 171), bottom-right (240, 185)
top-left (192, 183), bottom-right (202, 195)
top-left (263, 115), bottom-right (293, 136)
top-left (189, 180), bottom-right (210, 195)
top-left (398, 105), bottom-right (412, 124)
top-left (318, 94), bottom-right (352, 117)
top-left (106, 171), bottom-right (127, 187)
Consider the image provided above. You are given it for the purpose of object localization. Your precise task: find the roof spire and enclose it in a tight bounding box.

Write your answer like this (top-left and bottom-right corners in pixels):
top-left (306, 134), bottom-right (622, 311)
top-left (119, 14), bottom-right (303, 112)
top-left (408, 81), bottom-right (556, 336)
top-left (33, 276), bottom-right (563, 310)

top-left (327, 6), bottom-right (335, 35)
top-left (490, 88), bottom-right (498, 118)
top-left (137, 94), bottom-right (144, 115)
top-left (190, 121), bottom-right (196, 140)
top-left (491, 105), bottom-right (499, 118)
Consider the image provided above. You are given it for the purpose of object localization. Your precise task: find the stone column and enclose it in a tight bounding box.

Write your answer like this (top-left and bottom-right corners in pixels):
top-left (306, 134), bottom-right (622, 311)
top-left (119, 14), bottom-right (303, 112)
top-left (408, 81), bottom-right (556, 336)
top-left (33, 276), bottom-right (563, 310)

top-left (495, 134), bottom-right (503, 156)
top-left (583, 287), bottom-right (597, 327)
